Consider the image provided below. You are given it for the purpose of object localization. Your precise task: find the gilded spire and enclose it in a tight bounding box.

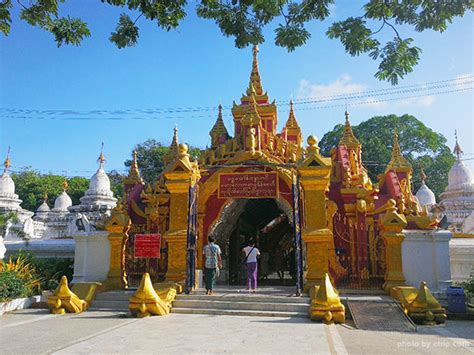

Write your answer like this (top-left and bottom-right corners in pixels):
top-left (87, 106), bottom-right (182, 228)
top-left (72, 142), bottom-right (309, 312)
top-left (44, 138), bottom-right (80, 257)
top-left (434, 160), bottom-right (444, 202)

top-left (163, 126), bottom-right (180, 166)
top-left (242, 92), bottom-right (261, 126)
top-left (97, 142), bottom-right (106, 167)
top-left (285, 100), bottom-right (300, 129)
top-left (3, 146), bottom-right (11, 173)
top-left (125, 149), bottom-right (143, 184)
top-left (210, 104), bottom-right (229, 146)
top-left (246, 45), bottom-right (264, 96)
top-left (129, 150), bottom-right (141, 178)
top-left (62, 179), bottom-right (69, 191)
top-left (385, 129), bottom-right (412, 173)
top-left (43, 191), bottom-right (48, 202)
top-left (339, 111), bottom-right (360, 147)
top-left (453, 130), bottom-right (463, 161)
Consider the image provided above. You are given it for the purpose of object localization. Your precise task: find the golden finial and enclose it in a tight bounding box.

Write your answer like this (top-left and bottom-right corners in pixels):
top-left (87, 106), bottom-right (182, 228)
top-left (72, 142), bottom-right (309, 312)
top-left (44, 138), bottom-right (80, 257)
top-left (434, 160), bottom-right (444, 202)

top-left (385, 128), bottom-right (412, 173)
top-left (453, 130), bottom-right (463, 161)
top-left (285, 100), bottom-right (300, 129)
top-left (43, 191), bottom-right (48, 202)
top-left (339, 110), bottom-right (360, 147)
top-left (62, 179), bottom-right (69, 191)
top-left (246, 45), bottom-right (264, 96)
top-left (210, 103), bottom-right (229, 147)
top-left (97, 142), bottom-right (106, 165)
top-left (163, 126), bottom-right (180, 166)
top-left (3, 146), bottom-right (11, 172)
top-left (420, 166), bottom-right (427, 183)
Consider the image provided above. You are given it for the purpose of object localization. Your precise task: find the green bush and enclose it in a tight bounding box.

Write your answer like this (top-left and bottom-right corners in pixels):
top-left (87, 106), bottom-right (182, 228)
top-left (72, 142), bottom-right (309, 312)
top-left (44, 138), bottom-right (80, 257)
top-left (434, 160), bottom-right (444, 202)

top-left (12, 251), bottom-right (74, 291)
top-left (460, 277), bottom-right (474, 297)
top-left (0, 270), bottom-right (31, 301)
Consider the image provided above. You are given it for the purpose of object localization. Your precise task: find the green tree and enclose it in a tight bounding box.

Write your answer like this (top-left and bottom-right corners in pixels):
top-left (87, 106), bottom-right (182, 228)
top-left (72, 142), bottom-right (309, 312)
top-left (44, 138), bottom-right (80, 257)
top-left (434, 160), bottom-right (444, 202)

top-left (1, 1), bottom-right (472, 84)
top-left (10, 169), bottom-right (124, 211)
top-left (124, 139), bottom-right (201, 184)
top-left (319, 114), bottom-right (455, 199)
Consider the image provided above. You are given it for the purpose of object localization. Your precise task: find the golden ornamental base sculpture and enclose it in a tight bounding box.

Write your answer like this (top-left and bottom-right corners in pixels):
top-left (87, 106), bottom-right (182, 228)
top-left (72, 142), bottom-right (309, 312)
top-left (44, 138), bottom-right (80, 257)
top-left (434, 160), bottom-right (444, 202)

top-left (393, 282), bottom-right (447, 325)
top-left (309, 273), bottom-right (345, 324)
top-left (129, 273), bottom-right (176, 317)
top-left (47, 276), bottom-right (87, 315)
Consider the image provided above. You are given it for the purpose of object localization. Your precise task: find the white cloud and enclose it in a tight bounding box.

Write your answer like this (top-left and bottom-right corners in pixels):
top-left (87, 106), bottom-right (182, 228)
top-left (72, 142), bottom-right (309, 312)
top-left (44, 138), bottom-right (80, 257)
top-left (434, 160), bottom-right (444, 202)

top-left (296, 75), bottom-right (437, 110)
top-left (296, 74), bottom-right (366, 100)
top-left (396, 95), bottom-right (435, 108)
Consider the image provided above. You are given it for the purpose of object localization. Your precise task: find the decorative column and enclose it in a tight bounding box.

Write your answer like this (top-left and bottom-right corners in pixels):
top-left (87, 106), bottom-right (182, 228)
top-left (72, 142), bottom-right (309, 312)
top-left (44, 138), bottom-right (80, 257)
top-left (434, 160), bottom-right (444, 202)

top-left (380, 199), bottom-right (407, 294)
top-left (163, 142), bottom-right (200, 283)
top-left (298, 136), bottom-right (332, 290)
top-left (104, 202), bottom-right (131, 290)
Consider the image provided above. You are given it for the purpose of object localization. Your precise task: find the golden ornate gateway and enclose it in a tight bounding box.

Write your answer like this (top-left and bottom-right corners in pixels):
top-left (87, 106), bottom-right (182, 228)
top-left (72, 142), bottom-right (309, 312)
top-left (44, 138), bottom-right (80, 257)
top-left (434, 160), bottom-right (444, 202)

top-left (105, 46), bottom-right (437, 293)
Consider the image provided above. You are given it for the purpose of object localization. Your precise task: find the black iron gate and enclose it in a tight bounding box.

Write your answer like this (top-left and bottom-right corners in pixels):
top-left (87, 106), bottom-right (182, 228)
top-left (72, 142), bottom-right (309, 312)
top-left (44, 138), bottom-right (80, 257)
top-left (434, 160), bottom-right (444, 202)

top-left (292, 172), bottom-right (304, 296)
top-left (185, 181), bottom-right (198, 294)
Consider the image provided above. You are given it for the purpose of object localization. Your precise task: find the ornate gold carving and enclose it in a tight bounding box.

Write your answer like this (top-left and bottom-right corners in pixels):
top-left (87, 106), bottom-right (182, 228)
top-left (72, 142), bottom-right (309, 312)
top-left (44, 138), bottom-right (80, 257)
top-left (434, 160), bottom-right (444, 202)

top-left (129, 273), bottom-right (176, 317)
top-left (309, 273), bottom-right (345, 324)
top-left (48, 276), bottom-right (87, 314)
top-left (393, 282), bottom-right (447, 325)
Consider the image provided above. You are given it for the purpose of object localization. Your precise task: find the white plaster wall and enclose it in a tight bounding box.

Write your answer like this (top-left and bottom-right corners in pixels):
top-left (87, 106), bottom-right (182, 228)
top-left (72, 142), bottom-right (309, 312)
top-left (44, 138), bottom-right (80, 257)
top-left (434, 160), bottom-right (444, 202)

top-left (449, 238), bottom-right (474, 282)
top-left (402, 230), bottom-right (452, 291)
top-left (72, 231), bottom-right (110, 284)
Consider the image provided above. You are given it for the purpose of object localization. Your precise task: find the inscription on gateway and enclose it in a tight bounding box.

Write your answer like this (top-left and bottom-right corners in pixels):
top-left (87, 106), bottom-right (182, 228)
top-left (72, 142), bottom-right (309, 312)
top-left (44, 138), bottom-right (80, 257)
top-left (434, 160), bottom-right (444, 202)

top-left (134, 234), bottom-right (161, 258)
top-left (218, 172), bottom-right (278, 199)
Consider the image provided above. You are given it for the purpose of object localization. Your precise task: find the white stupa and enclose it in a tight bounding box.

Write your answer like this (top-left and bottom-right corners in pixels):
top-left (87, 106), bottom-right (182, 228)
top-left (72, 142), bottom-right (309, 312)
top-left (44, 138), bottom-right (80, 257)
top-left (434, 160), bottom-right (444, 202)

top-left (52, 180), bottom-right (73, 214)
top-left (439, 133), bottom-right (474, 231)
top-left (415, 168), bottom-right (436, 208)
top-left (0, 149), bottom-right (23, 214)
top-left (69, 144), bottom-right (117, 221)
top-left (0, 149), bottom-right (33, 219)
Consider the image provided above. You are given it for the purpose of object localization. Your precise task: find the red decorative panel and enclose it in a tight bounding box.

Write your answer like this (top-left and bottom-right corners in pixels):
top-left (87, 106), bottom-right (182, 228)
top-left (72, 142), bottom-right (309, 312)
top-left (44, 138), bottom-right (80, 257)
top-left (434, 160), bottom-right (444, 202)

top-left (134, 234), bottom-right (161, 258)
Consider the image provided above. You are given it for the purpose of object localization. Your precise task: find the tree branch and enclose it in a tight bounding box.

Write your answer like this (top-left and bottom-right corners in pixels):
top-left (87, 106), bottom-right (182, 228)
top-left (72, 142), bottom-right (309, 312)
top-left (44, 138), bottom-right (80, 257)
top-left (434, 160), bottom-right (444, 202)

top-left (384, 18), bottom-right (401, 40)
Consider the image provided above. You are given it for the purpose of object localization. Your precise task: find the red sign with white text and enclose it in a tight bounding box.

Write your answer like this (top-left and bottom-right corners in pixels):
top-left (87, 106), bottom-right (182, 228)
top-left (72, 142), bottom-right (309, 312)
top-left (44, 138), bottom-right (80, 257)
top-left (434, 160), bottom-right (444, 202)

top-left (134, 234), bottom-right (161, 258)
top-left (218, 172), bottom-right (278, 199)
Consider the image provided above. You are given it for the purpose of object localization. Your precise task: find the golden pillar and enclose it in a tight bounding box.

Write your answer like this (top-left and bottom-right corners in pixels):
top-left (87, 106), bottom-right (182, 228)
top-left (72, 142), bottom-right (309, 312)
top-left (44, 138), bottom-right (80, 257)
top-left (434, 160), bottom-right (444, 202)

top-left (162, 142), bottom-right (201, 283)
top-left (163, 174), bottom-right (190, 283)
top-left (380, 199), bottom-right (407, 294)
top-left (104, 202), bottom-right (131, 290)
top-left (298, 136), bottom-right (332, 290)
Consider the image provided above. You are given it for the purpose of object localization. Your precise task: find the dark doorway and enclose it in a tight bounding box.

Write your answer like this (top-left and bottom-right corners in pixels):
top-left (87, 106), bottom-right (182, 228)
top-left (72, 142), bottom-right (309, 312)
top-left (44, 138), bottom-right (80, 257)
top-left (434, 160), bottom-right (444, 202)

top-left (225, 199), bottom-right (294, 286)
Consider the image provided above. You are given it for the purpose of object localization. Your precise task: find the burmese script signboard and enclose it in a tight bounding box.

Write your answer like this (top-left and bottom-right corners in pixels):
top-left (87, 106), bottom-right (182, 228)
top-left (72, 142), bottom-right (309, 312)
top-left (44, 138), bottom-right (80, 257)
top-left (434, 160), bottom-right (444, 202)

top-left (134, 234), bottom-right (161, 258)
top-left (218, 172), bottom-right (278, 199)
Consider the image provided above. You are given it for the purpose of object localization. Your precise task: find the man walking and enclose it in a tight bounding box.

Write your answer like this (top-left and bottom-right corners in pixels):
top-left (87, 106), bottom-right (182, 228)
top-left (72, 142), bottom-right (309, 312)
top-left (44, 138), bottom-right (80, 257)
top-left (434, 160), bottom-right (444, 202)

top-left (203, 236), bottom-right (222, 295)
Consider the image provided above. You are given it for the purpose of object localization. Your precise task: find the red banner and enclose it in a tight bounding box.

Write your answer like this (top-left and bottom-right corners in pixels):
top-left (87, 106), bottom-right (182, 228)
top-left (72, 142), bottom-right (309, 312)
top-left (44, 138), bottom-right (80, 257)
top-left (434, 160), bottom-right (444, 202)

top-left (134, 234), bottom-right (161, 258)
top-left (218, 172), bottom-right (278, 199)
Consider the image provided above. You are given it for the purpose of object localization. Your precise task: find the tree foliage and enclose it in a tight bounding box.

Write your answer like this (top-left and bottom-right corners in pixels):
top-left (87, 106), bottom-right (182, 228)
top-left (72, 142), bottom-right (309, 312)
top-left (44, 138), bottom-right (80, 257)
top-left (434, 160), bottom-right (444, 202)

top-left (319, 114), bottom-right (455, 199)
top-left (124, 139), bottom-right (201, 184)
top-left (11, 169), bottom-right (123, 211)
top-left (2, 1), bottom-right (472, 84)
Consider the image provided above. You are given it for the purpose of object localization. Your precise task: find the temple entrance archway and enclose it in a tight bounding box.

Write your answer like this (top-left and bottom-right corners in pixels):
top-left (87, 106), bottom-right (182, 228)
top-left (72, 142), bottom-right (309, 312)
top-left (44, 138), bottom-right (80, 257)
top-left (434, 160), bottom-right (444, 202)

top-left (208, 197), bottom-right (297, 286)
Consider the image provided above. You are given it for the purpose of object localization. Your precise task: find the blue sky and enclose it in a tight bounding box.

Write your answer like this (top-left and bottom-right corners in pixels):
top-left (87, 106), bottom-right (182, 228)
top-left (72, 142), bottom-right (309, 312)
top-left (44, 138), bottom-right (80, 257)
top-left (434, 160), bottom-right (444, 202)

top-left (1, 1), bottom-right (473, 177)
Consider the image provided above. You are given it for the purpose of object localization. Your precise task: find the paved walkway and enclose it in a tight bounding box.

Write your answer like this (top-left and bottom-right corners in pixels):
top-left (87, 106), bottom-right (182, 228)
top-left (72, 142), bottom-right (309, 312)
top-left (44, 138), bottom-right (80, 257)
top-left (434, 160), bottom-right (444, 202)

top-left (1, 308), bottom-right (473, 354)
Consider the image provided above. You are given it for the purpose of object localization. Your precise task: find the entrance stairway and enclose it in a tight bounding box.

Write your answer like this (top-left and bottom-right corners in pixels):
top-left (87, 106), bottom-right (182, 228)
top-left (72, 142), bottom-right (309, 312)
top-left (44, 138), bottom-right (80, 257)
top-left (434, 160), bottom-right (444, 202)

top-left (89, 287), bottom-right (311, 318)
top-left (171, 287), bottom-right (310, 317)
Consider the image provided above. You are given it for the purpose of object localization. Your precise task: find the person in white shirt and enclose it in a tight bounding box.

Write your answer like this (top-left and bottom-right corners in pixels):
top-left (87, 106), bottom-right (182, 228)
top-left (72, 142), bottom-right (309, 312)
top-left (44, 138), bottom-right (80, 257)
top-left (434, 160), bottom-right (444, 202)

top-left (242, 239), bottom-right (260, 292)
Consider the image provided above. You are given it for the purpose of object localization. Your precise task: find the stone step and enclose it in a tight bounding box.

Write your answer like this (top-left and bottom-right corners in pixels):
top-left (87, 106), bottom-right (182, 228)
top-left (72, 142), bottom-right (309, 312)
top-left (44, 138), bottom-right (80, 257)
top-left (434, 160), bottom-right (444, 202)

top-left (176, 294), bottom-right (311, 304)
top-left (89, 300), bottom-right (129, 311)
top-left (171, 307), bottom-right (308, 318)
top-left (173, 299), bottom-right (309, 313)
top-left (95, 291), bottom-right (135, 301)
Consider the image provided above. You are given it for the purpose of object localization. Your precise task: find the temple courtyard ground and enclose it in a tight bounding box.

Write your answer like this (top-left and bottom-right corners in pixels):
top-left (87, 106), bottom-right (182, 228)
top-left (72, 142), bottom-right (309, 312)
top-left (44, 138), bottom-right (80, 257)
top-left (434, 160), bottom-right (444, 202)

top-left (1, 308), bottom-right (473, 354)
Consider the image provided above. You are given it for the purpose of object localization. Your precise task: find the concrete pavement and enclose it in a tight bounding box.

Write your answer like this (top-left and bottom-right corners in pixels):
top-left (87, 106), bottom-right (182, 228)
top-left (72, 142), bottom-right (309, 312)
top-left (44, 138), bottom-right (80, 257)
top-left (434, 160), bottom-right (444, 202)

top-left (1, 308), bottom-right (473, 354)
